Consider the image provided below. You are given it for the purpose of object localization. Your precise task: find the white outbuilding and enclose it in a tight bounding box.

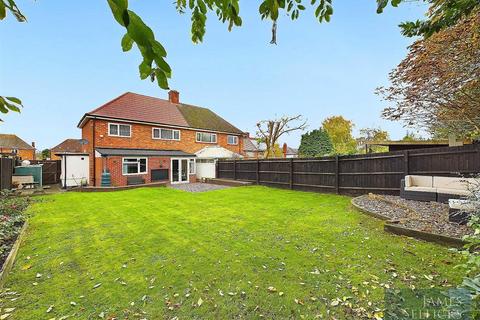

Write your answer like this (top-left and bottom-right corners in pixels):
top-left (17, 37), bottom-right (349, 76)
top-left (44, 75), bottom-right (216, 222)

top-left (194, 146), bottom-right (242, 179)
top-left (56, 152), bottom-right (90, 188)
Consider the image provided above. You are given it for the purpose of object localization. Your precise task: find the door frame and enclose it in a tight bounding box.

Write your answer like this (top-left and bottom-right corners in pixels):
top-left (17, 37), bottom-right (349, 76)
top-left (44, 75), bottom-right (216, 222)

top-left (170, 158), bottom-right (190, 184)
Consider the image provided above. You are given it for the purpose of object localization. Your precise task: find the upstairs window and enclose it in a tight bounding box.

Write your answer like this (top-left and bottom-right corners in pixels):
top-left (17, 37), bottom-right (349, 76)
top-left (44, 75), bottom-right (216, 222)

top-left (227, 135), bottom-right (238, 145)
top-left (152, 128), bottom-right (180, 141)
top-left (109, 123), bottom-right (131, 137)
top-left (196, 132), bottom-right (217, 143)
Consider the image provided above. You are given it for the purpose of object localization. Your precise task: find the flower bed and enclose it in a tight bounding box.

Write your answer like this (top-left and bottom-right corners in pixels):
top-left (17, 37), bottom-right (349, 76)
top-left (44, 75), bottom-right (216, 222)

top-left (0, 191), bottom-right (31, 269)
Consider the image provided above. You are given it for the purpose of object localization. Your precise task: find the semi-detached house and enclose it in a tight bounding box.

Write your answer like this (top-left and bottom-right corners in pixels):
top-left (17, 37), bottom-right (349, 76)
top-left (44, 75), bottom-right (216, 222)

top-left (76, 91), bottom-right (245, 187)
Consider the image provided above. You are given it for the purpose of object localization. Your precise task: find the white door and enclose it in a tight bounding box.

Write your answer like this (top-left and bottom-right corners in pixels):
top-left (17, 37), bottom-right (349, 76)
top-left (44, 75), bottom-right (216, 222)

top-left (196, 159), bottom-right (216, 179)
top-left (171, 158), bottom-right (189, 184)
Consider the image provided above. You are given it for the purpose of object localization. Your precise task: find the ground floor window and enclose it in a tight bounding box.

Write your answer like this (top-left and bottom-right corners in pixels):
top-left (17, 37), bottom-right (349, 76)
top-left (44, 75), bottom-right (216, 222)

top-left (122, 157), bottom-right (147, 175)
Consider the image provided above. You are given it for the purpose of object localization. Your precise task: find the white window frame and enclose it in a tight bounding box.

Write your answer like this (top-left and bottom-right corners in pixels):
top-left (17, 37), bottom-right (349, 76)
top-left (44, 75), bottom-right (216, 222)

top-left (122, 157), bottom-right (148, 175)
top-left (196, 132), bottom-right (217, 143)
top-left (108, 123), bottom-right (131, 137)
top-left (189, 158), bottom-right (196, 175)
top-left (227, 135), bottom-right (238, 145)
top-left (152, 127), bottom-right (181, 141)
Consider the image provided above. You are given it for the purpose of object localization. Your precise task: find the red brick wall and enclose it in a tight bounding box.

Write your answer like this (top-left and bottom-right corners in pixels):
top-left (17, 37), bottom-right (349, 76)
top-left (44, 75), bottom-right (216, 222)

top-left (87, 119), bottom-right (244, 155)
top-left (82, 119), bottom-right (243, 186)
top-left (96, 155), bottom-right (196, 187)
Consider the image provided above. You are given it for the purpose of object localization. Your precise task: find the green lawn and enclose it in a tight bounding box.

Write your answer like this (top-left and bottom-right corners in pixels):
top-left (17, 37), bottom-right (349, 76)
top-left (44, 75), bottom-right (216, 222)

top-left (1, 186), bottom-right (463, 319)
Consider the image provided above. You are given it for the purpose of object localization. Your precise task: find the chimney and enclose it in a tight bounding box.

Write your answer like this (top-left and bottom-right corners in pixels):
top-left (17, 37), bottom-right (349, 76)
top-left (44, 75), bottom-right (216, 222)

top-left (283, 143), bottom-right (287, 158)
top-left (168, 90), bottom-right (180, 104)
top-left (31, 142), bottom-right (36, 149)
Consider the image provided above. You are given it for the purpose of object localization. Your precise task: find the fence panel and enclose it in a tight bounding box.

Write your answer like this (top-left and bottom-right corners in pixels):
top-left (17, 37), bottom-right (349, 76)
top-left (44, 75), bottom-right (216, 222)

top-left (30, 160), bottom-right (61, 185)
top-left (0, 158), bottom-right (13, 190)
top-left (217, 144), bottom-right (480, 195)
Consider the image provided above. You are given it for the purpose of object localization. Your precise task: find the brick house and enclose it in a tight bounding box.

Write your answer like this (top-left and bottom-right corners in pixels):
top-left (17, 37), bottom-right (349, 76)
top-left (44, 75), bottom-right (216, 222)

top-left (77, 91), bottom-right (245, 187)
top-left (0, 134), bottom-right (36, 160)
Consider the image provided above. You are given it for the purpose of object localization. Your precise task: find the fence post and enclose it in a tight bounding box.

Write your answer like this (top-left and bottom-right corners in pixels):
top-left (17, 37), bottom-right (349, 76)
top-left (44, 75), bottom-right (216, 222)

top-left (256, 159), bottom-right (260, 184)
top-left (335, 155), bottom-right (339, 194)
top-left (215, 160), bottom-right (219, 179)
top-left (403, 150), bottom-right (409, 177)
top-left (289, 158), bottom-right (293, 189)
top-left (233, 159), bottom-right (237, 180)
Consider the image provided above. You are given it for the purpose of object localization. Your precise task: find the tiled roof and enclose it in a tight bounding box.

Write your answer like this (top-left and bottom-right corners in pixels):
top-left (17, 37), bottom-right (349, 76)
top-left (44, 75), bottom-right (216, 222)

top-left (177, 104), bottom-right (242, 134)
top-left (0, 134), bottom-right (34, 150)
top-left (243, 138), bottom-right (258, 152)
top-left (286, 147), bottom-right (298, 155)
top-left (51, 139), bottom-right (84, 153)
top-left (79, 92), bottom-right (243, 134)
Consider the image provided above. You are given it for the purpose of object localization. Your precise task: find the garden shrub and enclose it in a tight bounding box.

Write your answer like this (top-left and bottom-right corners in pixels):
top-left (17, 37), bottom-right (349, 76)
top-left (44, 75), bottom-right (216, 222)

top-left (0, 190), bottom-right (31, 263)
top-left (449, 177), bottom-right (480, 318)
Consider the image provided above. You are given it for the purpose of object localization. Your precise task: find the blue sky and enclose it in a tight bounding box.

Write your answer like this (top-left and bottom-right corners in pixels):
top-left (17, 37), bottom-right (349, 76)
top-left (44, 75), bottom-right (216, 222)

top-left (0, 1), bottom-right (426, 150)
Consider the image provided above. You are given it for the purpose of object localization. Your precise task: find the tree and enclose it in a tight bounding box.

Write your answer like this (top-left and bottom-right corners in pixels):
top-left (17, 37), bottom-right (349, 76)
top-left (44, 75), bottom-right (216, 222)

top-left (256, 115), bottom-right (307, 158)
top-left (378, 10), bottom-right (480, 139)
top-left (322, 116), bottom-right (357, 155)
top-left (2, 0), bottom-right (478, 118)
top-left (401, 131), bottom-right (424, 141)
top-left (298, 128), bottom-right (333, 157)
top-left (41, 149), bottom-right (50, 160)
top-left (357, 127), bottom-right (390, 153)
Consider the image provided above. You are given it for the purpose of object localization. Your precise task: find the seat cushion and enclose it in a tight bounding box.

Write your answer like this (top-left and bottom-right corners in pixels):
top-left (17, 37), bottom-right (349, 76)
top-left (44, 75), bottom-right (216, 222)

top-left (433, 176), bottom-right (469, 190)
top-left (436, 187), bottom-right (470, 196)
top-left (405, 175), bottom-right (433, 188)
top-left (404, 186), bottom-right (437, 193)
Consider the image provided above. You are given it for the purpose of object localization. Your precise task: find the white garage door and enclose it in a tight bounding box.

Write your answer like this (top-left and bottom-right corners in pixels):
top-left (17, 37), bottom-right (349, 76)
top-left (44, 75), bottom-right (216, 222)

top-left (196, 159), bottom-right (216, 179)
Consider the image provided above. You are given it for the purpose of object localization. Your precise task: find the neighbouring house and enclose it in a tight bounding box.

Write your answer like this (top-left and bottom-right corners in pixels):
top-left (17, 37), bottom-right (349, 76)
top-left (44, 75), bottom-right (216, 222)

top-left (243, 133), bottom-right (264, 159)
top-left (50, 139), bottom-right (86, 160)
top-left (283, 143), bottom-right (298, 158)
top-left (365, 138), bottom-right (469, 152)
top-left (0, 134), bottom-right (36, 160)
top-left (77, 91), bottom-right (245, 186)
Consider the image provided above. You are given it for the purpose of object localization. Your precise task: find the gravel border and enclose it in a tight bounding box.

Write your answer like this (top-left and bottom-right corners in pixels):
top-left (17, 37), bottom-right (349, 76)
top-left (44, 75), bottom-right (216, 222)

top-left (352, 194), bottom-right (472, 239)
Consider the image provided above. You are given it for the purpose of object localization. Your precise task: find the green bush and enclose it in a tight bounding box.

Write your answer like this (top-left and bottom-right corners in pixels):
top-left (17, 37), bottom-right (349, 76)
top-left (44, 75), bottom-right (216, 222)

top-left (0, 191), bottom-right (31, 260)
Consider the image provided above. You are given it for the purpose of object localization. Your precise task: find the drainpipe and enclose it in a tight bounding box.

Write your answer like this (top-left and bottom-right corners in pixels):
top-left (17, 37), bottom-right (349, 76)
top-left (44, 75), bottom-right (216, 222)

top-left (92, 117), bottom-right (96, 186)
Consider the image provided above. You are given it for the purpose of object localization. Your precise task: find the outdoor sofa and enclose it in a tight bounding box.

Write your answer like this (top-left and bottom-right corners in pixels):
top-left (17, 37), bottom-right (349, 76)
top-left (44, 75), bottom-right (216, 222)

top-left (400, 175), bottom-right (475, 203)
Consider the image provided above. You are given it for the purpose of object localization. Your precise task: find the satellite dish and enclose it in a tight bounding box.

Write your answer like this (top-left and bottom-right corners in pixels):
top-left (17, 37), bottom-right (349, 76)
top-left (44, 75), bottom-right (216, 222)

top-left (79, 139), bottom-right (89, 145)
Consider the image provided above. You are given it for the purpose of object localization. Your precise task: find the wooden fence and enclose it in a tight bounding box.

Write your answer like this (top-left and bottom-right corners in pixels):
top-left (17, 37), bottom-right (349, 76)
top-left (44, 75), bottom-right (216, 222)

top-left (30, 160), bottom-right (61, 185)
top-left (0, 158), bottom-right (13, 190)
top-left (216, 144), bottom-right (480, 195)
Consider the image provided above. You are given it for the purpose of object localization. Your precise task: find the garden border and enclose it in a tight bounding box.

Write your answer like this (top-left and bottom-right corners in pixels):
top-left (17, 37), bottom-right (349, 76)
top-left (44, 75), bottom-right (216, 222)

top-left (0, 221), bottom-right (29, 288)
top-left (351, 197), bottom-right (466, 247)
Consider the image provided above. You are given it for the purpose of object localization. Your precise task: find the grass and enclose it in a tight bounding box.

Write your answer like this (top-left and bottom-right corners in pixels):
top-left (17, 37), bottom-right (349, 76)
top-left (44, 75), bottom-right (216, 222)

top-left (0, 186), bottom-right (464, 319)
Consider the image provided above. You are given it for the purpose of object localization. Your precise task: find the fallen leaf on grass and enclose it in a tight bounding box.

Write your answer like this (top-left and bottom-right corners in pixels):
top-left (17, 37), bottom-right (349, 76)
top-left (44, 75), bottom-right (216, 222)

top-left (0, 314), bottom-right (10, 320)
top-left (46, 305), bottom-right (54, 313)
top-left (21, 265), bottom-right (32, 270)
top-left (294, 298), bottom-right (304, 305)
top-left (197, 297), bottom-right (203, 307)
top-left (267, 286), bottom-right (277, 293)
top-left (93, 283), bottom-right (102, 289)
